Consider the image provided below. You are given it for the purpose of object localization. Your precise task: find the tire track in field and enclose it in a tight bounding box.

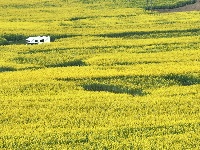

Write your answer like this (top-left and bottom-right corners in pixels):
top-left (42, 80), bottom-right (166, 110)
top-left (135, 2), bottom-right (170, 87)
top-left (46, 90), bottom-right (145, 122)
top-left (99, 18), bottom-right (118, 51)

top-left (157, 0), bottom-right (200, 12)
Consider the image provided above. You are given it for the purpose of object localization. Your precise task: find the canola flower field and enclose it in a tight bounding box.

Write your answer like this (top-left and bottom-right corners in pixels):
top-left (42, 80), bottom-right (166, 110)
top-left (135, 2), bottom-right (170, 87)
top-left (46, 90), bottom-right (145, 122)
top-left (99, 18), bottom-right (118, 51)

top-left (0, 0), bottom-right (200, 149)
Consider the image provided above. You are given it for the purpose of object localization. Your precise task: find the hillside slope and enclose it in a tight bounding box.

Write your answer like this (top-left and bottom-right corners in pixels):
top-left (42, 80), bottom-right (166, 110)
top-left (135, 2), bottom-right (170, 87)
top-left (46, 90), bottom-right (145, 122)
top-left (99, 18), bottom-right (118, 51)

top-left (0, 0), bottom-right (200, 149)
top-left (158, 0), bottom-right (200, 12)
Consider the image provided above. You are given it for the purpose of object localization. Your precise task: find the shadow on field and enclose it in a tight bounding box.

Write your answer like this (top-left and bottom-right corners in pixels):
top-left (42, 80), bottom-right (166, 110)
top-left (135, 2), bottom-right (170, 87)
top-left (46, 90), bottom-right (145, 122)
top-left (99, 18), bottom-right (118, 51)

top-left (68, 14), bottom-right (137, 21)
top-left (163, 74), bottom-right (200, 86)
top-left (69, 16), bottom-right (92, 21)
top-left (83, 83), bottom-right (147, 96)
top-left (59, 73), bottom-right (199, 96)
top-left (0, 67), bottom-right (16, 72)
top-left (18, 66), bottom-right (43, 71)
top-left (98, 28), bottom-right (200, 39)
top-left (50, 34), bottom-right (80, 42)
top-left (13, 55), bottom-right (86, 68)
top-left (46, 60), bottom-right (86, 67)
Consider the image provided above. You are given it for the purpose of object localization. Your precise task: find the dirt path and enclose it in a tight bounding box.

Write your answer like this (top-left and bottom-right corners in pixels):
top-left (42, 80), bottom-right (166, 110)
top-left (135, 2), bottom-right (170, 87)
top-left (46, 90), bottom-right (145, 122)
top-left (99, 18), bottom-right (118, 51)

top-left (157, 0), bottom-right (200, 12)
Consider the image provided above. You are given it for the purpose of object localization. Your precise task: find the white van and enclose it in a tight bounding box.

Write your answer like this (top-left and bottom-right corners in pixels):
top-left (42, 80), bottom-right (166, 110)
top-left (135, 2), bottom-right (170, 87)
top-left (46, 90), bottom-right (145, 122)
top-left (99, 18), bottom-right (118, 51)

top-left (26, 36), bottom-right (50, 44)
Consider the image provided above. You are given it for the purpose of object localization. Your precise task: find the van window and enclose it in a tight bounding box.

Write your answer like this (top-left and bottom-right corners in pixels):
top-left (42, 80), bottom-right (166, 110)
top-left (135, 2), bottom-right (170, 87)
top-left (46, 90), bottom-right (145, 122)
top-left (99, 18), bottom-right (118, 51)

top-left (40, 39), bottom-right (44, 42)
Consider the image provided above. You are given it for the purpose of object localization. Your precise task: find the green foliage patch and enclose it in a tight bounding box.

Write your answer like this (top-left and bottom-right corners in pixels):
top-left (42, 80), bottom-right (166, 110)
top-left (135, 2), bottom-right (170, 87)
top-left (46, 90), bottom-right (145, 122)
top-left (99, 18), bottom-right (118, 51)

top-left (0, 67), bottom-right (16, 72)
top-left (99, 28), bottom-right (200, 39)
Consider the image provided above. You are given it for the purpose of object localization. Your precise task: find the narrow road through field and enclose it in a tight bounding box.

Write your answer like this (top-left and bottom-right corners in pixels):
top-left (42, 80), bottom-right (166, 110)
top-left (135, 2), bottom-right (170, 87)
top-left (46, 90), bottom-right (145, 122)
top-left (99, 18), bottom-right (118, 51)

top-left (157, 0), bottom-right (200, 12)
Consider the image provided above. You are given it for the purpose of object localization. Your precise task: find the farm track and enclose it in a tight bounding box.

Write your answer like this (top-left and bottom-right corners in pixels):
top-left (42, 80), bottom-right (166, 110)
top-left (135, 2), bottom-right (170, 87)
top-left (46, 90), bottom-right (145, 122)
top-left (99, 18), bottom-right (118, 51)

top-left (157, 0), bottom-right (200, 12)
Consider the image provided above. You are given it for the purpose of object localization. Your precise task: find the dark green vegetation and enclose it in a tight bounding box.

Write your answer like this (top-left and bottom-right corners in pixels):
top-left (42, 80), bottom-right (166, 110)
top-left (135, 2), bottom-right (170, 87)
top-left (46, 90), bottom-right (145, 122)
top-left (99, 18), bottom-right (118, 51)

top-left (99, 28), bottom-right (200, 39)
top-left (0, 37), bottom-right (9, 45)
top-left (60, 74), bottom-right (200, 96)
top-left (0, 67), bottom-right (16, 72)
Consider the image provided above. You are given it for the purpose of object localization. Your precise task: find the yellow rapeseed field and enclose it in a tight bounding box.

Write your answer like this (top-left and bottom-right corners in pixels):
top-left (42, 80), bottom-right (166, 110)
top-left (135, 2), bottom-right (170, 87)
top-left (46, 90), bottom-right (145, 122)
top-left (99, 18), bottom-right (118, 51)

top-left (0, 0), bottom-right (200, 149)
